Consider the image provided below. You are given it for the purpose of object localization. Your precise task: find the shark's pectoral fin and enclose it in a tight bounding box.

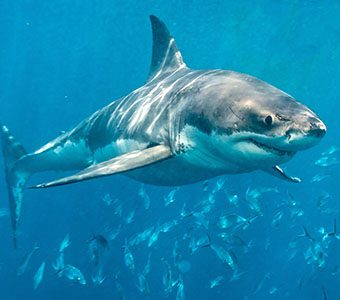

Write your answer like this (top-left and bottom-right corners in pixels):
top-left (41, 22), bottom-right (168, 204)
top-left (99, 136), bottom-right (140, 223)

top-left (31, 145), bottom-right (173, 189)
top-left (264, 165), bottom-right (301, 183)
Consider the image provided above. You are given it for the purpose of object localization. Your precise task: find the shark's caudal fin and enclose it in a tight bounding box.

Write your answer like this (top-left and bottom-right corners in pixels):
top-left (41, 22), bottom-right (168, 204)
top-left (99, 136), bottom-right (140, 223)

top-left (0, 124), bottom-right (30, 248)
top-left (148, 15), bottom-right (187, 82)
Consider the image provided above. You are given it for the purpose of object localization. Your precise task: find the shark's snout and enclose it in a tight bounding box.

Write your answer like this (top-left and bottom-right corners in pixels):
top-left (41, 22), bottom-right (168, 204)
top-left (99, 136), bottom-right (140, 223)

top-left (286, 117), bottom-right (326, 139)
top-left (308, 117), bottom-right (326, 138)
top-left (283, 116), bottom-right (326, 151)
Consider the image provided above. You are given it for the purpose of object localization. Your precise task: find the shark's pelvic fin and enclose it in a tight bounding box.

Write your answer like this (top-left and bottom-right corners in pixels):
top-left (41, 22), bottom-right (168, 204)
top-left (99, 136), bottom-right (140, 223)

top-left (265, 165), bottom-right (301, 183)
top-left (31, 145), bottom-right (173, 189)
top-left (148, 15), bottom-right (187, 81)
top-left (0, 124), bottom-right (30, 248)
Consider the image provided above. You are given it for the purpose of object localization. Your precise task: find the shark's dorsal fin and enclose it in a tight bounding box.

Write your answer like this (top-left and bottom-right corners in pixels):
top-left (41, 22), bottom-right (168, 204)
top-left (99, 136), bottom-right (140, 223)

top-left (148, 15), bottom-right (187, 82)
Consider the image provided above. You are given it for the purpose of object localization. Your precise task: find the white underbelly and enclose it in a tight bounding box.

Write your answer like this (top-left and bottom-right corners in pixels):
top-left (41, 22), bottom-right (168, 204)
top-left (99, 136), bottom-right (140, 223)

top-left (125, 151), bottom-right (250, 186)
top-left (92, 138), bottom-right (149, 163)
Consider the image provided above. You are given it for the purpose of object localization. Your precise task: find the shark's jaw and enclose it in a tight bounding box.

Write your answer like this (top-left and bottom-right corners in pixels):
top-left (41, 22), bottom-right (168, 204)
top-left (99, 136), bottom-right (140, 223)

top-left (227, 126), bottom-right (327, 169)
top-left (239, 125), bottom-right (325, 157)
top-left (176, 126), bottom-right (294, 172)
top-left (226, 133), bottom-right (296, 168)
top-left (176, 124), bottom-right (326, 172)
top-left (245, 138), bottom-right (295, 157)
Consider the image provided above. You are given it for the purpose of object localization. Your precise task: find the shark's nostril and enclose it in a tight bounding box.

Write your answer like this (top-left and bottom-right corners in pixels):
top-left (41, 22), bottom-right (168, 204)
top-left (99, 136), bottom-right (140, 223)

top-left (309, 121), bottom-right (326, 138)
top-left (310, 122), bottom-right (318, 130)
top-left (310, 127), bottom-right (326, 138)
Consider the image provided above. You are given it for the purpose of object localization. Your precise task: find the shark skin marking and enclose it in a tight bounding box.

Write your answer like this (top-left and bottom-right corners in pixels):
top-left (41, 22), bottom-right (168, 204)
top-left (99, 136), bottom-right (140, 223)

top-left (0, 15), bottom-right (326, 244)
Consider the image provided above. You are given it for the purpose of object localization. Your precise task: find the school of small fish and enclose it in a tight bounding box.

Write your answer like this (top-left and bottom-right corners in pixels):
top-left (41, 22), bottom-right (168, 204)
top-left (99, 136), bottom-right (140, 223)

top-left (10, 145), bottom-right (340, 299)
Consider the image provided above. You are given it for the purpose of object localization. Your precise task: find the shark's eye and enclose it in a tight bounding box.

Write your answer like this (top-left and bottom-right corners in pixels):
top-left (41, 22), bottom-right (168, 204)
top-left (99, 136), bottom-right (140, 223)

top-left (264, 115), bottom-right (273, 126)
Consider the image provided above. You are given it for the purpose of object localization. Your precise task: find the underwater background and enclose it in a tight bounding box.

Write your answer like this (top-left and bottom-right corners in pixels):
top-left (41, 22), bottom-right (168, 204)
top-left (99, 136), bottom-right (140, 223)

top-left (0, 1), bottom-right (339, 299)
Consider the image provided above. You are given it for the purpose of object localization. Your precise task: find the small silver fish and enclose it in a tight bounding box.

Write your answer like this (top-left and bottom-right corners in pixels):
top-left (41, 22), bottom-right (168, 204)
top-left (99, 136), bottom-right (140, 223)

top-left (212, 177), bottom-right (226, 194)
top-left (138, 184), bottom-right (151, 210)
top-left (193, 212), bottom-right (209, 229)
top-left (33, 261), bottom-right (46, 290)
top-left (176, 277), bottom-right (185, 300)
top-left (106, 225), bottom-right (121, 241)
top-left (180, 203), bottom-right (191, 218)
top-left (246, 186), bottom-right (279, 200)
top-left (129, 227), bottom-right (154, 247)
top-left (218, 233), bottom-right (248, 248)
top-left (160, 220), bottom-right (178, 233)
top-left (245, 186), bottom-right (278, 213)
top-left (271, 211), bottom-right (284, 228)
top-left (217, 214), bottom-right (247, 230)
top-left (52, 252), bottom-right (65, 275)
top-left (123, 242), bottom-right (135, 271)
top-left (317, 192), bottom-right (332, 211)
top-left (61, 264), bottom-right (86, 285)
top-left (148, 226), bottom-right (160, 248)
top-left (162, 259), bottom-right (178, 296)
top-left (142, 253), bottom-right (152, 276)
top-left (189, 234), bottom-right (210, 254)
top-left (59, 234), bottom-right (71, 252)
top-left (252, 272), bottom-right (271, 295)
top-left (315, 156), bottom-right (340, 167)
top-left (207, 192), bottom-right (215, 204)
top-left (136, 273), bottom-right (150, 296)
top-left (102, 193), bottom-right (115, 206)
top-left (17, 244), bottom-right (40, 276)
top-left (111, 198), bottom-right (123, 217)
top-left (229, 269), bottom-right (245, 282)
top-left (91, 263), bottom-right (105, 285)
top-left (164, 188), bottom-right (179, 207)
top-left (226, 193), bottom-right (239, 207)
top-left (210, 275), bottom-right (224, 288)
top-left (125, 209), bottom-right (135, 224)
top-left (202, 180), bottom-right (209, 192)
top-left (311, 173), bottom-right (331, 182)
top-left (304, 242), bottom-right (326, 268)
top-left (210, 244), bottom-right (237, 270)
top-left (269, 286), bottom-right (278, 295)
top-left (322, 145), bottom-right (338, 156)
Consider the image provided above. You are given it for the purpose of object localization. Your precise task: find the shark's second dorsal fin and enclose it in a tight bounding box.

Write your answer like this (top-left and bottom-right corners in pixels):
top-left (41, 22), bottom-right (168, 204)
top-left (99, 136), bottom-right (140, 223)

top-left (148, 15), bottom-right (187, 82)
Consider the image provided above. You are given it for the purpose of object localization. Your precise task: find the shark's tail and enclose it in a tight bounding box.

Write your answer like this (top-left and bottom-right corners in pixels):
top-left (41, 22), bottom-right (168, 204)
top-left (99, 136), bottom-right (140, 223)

top-left (0, 124), bottom-right (31, 248)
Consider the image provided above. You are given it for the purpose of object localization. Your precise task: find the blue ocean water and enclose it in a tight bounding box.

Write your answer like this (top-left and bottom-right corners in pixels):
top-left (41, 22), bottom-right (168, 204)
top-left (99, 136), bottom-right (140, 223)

top-left (0, 1), bottom-right (339, 299)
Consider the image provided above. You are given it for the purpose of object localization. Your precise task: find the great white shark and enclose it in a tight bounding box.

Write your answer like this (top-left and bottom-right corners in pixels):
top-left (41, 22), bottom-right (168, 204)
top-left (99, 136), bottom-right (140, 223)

top-left (1, 16), bottom-right (326, 245)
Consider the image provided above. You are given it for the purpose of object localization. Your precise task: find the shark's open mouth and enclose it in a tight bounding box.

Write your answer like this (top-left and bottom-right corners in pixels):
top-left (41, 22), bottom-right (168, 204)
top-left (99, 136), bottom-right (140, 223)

top-left (249, 139), bottom-right (294, 156)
